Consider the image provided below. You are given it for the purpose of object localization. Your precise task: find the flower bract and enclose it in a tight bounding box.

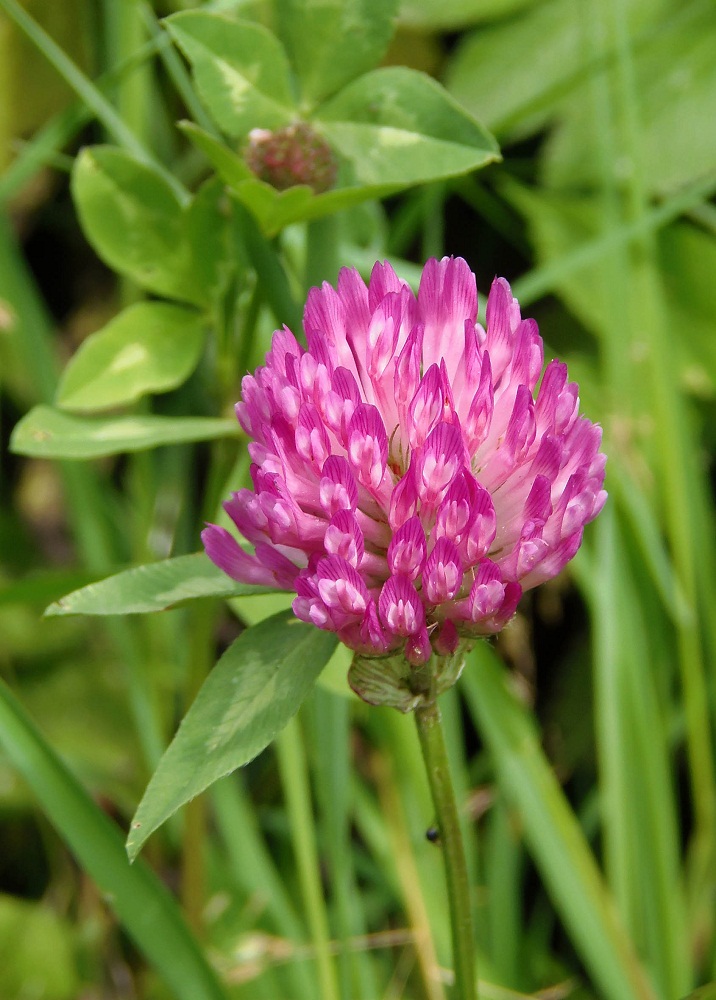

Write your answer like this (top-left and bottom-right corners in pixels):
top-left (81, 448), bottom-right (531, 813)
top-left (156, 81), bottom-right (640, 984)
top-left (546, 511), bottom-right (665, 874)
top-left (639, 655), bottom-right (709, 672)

top-left (203, 257), bottom-right (606, 676)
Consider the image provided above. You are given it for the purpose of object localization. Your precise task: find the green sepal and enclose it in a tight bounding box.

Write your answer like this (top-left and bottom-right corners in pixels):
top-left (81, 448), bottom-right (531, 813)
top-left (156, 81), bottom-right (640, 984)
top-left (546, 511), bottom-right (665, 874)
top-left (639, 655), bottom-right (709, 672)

top-left (348, 644), bottom-right (470, 712)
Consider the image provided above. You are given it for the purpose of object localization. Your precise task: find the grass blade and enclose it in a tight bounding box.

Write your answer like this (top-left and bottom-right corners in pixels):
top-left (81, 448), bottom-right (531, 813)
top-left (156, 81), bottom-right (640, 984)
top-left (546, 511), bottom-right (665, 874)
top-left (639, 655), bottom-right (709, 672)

top-left (461, 646), bottom-right (656, 1000)
top-left (0, 677), bottom-right (227, 1000)
top-left (276, 714), bottom-right (340, 1000)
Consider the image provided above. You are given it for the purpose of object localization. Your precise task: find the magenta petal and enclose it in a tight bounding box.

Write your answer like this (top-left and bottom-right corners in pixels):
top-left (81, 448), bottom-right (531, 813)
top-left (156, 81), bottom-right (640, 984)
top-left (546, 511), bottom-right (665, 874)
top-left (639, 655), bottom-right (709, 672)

top-left (202, 525), bottom-right (274, 585)
top-left (368, 259), bottom-right (405, 309)
top-left (387, 515), bottom-right (426, 580)
top-left (320, 455), bottom-right (358, 515)
top-left (366, 294), bottom-right (402, 379)
top-left (467, 559), bottom-right (506, 620)
top-left (316, 555), bottom-right (370, 625)
top-left (348, 403), bottom-right (388, 490)
top-left (295, 403), bottom-right (331, 469)
top-left (435, 472), bottom-right (472, 541)
top-left (485, 276), bottom-right (520, 379)
top-left (324, 510), bottom-right (365, 568)
top-left (419, 257), bottom-right (477, 370)
top-left (408, 363), bottom-right (444, 449)
top-left (415, 421), bottom-right (465, 506)
top-left (405, 626), bottom-right (432, 665)
top-left (424, 537), bottom-right (463, 603)
top-left (504, 385), bottom-right (536, 463)
top-left (337, 266), bottom-right (370, 327)
top-left (389, 465), bottom-right (419, 530)
top-left (523, 475), bottom-right (553, 526)
top-left (434, 619), bottom-right (459, 655)
top-left (254, 542), bottom-right (300, 588)
top-left (436, 470), bottom-right (496, 565)
top-left (520, 530), bottom-right (584, 591)
top-left (394, 323), bottom-right (423, 415)
top-left (464, 350), bottom-right (493, 451)
top-left (379, 575), bottom-right (424, 637)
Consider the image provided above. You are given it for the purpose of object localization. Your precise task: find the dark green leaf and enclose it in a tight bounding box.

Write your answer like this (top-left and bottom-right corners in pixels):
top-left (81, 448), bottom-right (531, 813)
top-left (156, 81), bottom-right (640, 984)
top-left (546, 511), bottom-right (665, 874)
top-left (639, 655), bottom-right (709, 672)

top-left (45, 553), bottom-right (279, 617)
top-left (127, 612), bottom-right (338, 859)
top-left (10, 406), bottom-right (238, 459)
top-left (56, 302), bottom-right (205, 412)
top-left (164, 11), bottom-right (295, 136)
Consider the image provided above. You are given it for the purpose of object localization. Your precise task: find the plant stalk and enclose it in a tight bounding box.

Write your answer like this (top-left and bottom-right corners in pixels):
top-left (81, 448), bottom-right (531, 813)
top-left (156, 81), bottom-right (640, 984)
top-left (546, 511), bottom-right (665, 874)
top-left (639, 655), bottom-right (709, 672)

top-left (414, 700), bottom-right (476, 1000)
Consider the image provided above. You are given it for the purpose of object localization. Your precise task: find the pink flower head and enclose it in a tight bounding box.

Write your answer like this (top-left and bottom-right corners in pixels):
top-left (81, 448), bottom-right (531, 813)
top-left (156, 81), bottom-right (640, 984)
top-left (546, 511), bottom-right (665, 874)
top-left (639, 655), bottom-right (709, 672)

top-left (203, 257), bottom-right (606, 667)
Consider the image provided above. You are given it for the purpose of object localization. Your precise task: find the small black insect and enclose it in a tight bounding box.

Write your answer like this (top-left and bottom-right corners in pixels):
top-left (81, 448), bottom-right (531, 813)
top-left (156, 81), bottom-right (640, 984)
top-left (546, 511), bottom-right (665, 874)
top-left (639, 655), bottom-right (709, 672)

top-left (425, 826), bottom-right (441, 844)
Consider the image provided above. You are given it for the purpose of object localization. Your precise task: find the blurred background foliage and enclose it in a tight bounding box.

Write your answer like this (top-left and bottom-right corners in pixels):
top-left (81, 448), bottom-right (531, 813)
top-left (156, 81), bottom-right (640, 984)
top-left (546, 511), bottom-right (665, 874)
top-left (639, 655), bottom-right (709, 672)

top-left (0, 0), bottom-right (715, 998)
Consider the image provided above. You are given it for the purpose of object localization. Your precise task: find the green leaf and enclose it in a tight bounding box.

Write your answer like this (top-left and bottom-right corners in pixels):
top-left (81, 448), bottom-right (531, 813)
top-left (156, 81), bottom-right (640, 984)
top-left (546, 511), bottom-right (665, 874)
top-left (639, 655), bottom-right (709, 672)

top-left (56, 302), bottom-right (205, 413)
top-left (275, 0), bottom-right (398, 105)
top-left (164, 11), bottom-right (295, 137)
top-left (45, 553), bottom-right (278, 617)
top-left (317, 67), bottom-right (500, 187)
top-left (71, 147), bottom-right (225, 306)
top-left (127, 612), bottom-right (337, 859)
top-left (10, 405), bottom-right (238, 459)
top-left (0, 678), bottom-right (228, 1000)
top-left (658, 223), bottom-right (716, 398)
top-left (588, 507), bottom-right (690, 998)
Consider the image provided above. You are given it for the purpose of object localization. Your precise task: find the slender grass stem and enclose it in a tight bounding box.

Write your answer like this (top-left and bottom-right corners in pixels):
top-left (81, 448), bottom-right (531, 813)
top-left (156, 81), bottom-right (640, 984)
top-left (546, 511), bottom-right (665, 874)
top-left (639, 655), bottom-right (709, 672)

top-left (510, 167), bottom-right (716, 308)
top-left (138, 1), bottom-right (220, 137)
top-left (276, 715), bottom-right (340, 1000)
top-left (0, 0), bottom-right (188, 203)
top-left (415, 700), bottom-right (476, 1000)
top-left (605, 0), bottom-right (716, 930)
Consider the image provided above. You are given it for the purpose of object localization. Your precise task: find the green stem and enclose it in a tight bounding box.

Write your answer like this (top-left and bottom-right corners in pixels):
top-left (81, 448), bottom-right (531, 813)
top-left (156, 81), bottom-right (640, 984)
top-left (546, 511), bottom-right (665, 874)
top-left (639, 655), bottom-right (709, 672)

top-left (305, 215), bottom-right (339, 291)
top-left (234, 203), bottom-right (303, 333)
top-left (414, 701), bottom-right (476, 1000)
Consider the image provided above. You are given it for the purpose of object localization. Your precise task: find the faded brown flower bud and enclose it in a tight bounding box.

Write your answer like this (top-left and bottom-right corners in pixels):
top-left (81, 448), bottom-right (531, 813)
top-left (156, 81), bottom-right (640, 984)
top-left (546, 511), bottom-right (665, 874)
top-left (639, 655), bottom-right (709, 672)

top-left (244, 122), bottom-right (338, 194)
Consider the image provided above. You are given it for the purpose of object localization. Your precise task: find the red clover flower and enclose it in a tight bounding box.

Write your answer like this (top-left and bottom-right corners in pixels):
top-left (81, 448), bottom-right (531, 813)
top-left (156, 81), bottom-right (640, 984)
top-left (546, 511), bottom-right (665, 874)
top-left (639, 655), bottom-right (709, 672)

top-left (203, 257), bottom-right (606, 703)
